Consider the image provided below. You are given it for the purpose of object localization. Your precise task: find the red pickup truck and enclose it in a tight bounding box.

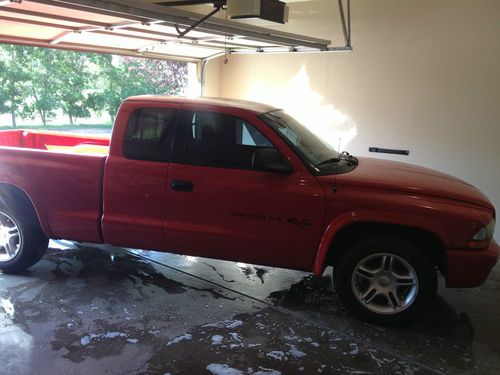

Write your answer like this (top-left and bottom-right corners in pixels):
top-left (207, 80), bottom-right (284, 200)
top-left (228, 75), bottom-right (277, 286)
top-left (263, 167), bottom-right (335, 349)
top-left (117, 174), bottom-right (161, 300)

top-left (0, 96), bottom-right (497, 324)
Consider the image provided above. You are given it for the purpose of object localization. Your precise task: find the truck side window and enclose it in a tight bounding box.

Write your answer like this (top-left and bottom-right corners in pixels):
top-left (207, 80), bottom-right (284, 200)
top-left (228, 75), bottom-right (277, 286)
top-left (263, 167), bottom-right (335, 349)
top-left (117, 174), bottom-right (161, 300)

top-left (236, 119), bottom-right (273, 147)
top-left (178, 111), bottom-right (275, 170)
top-left (123, 108), bottom-right (176, 162)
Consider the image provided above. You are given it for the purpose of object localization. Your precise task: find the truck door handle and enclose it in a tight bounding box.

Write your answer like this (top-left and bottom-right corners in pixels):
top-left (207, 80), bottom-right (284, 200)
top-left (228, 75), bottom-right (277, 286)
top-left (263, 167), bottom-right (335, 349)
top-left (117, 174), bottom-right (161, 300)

top-left (170, 180), bottom-right (193, 192)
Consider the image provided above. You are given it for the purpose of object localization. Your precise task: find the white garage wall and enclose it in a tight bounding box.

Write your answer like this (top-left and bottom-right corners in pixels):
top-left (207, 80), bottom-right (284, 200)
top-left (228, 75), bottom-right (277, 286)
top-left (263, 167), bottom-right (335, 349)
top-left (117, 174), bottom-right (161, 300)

top-left (204, 0), bottom-right (500, 240)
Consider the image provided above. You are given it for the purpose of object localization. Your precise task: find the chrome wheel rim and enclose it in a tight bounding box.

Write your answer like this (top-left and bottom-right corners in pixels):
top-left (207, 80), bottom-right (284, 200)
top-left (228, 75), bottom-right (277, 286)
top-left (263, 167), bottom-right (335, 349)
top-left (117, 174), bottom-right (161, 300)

top-left (351, 253), bottom-right (419, 315)
top-left (0, 211), bottom-right (22, 263)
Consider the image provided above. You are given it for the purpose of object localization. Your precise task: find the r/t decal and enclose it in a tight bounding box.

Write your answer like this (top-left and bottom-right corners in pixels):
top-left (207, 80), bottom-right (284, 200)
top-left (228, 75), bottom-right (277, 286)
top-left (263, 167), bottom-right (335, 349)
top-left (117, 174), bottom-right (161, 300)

top-left (231, 212), bottom-right (313, 228)
top-left (286, 217), bottom-right (314, 228)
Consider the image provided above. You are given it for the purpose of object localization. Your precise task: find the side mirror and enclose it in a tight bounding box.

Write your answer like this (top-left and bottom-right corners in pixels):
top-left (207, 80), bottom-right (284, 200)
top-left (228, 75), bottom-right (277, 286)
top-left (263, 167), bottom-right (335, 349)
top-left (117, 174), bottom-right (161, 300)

top-left (252, 148), bottom-right (293, 175)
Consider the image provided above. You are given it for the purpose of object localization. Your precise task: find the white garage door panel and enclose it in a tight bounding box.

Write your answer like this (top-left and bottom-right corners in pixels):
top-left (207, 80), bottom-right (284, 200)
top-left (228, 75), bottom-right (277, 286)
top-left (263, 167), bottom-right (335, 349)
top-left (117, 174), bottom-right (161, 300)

top-left (0, 20), bottom-right (66, 40)
top-left (0, 0), bottom-right (335, 61)
top-left (62, 31), bottom-right (155, 51)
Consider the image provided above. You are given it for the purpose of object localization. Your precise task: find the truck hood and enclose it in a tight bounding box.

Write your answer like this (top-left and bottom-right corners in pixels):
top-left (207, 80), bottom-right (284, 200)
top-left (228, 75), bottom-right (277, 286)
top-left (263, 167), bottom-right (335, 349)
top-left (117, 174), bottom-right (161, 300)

top-left (323, 157), bottom-right (493, 210)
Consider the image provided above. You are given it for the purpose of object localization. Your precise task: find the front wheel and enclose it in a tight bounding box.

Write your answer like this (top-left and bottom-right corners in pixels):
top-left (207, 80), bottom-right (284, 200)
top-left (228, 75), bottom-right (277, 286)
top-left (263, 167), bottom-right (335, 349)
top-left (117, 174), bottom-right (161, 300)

top-left (0, 204), bottom-right (48, 274)
top-left (333, 237), bottom-right (437, 325)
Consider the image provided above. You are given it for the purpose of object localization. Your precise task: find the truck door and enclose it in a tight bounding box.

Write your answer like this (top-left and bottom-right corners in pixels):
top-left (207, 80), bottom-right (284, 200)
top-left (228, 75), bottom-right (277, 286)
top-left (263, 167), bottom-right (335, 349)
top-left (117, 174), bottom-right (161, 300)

top-left (102, 103), bottom-right (180, 250)
top-left (165, 108), bottom-right (326, 271)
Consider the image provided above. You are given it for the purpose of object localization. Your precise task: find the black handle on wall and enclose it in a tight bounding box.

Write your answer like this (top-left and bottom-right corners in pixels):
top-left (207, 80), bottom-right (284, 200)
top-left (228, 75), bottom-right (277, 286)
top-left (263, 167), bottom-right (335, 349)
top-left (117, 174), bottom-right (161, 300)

top-left (369, 147), bottom-right (410, 156)
top-left (170, 180), bottom-right (194, 192)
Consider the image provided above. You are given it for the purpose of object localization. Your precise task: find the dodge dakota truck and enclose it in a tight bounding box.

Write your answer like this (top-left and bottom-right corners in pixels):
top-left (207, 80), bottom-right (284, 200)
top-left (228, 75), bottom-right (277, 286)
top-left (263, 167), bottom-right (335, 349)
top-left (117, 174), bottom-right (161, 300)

top-left (0, 96), bottom-right (497, 325)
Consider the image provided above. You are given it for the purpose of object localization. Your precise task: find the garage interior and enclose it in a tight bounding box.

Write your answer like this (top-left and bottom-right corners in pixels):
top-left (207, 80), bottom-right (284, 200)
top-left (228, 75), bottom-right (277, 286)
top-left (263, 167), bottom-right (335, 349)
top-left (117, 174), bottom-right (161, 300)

top-left (1, 0), bottom-right (500, 374)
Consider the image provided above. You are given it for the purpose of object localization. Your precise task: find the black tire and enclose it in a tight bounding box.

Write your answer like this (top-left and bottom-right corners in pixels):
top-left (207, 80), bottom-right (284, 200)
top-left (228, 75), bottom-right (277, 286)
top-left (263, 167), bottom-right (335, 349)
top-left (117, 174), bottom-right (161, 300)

top-left (0, 195), bottom-right (49, 274)
top-left (333, 237), bottom-right (437, 326)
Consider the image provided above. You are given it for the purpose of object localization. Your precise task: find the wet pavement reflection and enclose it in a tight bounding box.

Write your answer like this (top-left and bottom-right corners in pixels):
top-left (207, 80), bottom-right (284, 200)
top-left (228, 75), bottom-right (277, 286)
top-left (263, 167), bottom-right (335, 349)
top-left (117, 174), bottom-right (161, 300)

top-left (0, 241), bottom-right (499, 374)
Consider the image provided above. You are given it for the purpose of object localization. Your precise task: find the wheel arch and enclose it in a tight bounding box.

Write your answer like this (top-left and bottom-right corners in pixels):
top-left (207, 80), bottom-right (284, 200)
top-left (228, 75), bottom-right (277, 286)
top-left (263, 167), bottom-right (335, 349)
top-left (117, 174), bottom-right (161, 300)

top-left (0, 182), bottom-right (50, 237)
top-left (313, 213), bottom-right (448, 277)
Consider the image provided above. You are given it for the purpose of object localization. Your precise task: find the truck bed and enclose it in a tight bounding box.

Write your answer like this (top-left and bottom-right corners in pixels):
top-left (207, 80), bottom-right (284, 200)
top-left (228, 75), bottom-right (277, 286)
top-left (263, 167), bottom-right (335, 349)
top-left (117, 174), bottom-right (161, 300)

top-left (0, 130), bottom-right (109, 243)
top-left (0, 130), bottom-right (110, 155)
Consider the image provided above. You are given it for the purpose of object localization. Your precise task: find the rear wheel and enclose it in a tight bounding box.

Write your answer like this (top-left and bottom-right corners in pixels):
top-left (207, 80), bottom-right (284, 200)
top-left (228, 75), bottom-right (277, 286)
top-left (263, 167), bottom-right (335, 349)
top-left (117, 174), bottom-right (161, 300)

top-left (0, 202), bottom-right (48, 274)
top-left (333, 237), bottom-right (437, 325)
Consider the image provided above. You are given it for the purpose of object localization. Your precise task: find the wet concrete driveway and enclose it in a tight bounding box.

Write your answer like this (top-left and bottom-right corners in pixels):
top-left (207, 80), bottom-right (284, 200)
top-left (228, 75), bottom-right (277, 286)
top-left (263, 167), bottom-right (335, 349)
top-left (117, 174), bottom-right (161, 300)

top-left (0, 241), bottom-right (499, 374)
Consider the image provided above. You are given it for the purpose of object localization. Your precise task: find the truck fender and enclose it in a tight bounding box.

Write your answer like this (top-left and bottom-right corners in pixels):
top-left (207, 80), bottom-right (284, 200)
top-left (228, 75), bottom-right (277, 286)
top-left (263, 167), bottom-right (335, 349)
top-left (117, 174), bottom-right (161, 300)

top-left (312, 210), bottom-right (449, 276)
top-left (0, 182), bottom-right (51, 238)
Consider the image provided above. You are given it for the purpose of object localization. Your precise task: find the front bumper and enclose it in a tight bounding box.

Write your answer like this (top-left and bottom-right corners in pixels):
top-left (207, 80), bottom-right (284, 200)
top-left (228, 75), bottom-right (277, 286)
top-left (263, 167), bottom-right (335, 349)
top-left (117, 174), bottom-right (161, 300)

top-left (446, 240), bottom-right (500, 288)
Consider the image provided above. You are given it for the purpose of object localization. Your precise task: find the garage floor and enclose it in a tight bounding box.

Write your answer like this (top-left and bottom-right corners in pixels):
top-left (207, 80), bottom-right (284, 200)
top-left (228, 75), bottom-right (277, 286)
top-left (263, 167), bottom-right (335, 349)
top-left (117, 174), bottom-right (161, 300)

top-left (0, 241), bottom-right (499, 375)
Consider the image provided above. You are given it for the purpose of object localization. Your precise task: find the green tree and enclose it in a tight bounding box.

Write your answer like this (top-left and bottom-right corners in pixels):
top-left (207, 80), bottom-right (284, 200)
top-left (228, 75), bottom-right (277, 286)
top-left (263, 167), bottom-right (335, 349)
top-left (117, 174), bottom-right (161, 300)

top-left (97, 56), bottom-right (188, 123)
top-left (0, 45), bottom-right (189, 127)
top-left (20, 47), bottom-right (59, 126)
top-left (0, 45), bottom-right (30, 127)
top-left (122, 56), bottom-right (188, 95)
top-left (93, 55), bottom-right (143, 123)
top-left (54, 51), bottom-right (90, 125)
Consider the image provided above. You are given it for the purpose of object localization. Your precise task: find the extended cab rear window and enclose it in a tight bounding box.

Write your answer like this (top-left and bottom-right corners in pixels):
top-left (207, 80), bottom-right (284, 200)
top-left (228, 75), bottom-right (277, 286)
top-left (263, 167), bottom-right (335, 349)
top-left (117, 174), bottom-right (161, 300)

top-left (123, 108), bottom-right (176, 162)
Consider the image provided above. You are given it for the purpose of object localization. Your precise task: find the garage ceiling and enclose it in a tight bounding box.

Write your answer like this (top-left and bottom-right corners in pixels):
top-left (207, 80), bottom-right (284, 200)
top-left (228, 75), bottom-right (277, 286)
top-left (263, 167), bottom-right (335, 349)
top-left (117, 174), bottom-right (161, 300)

top-left (0, 0), bottom-right (350, 62)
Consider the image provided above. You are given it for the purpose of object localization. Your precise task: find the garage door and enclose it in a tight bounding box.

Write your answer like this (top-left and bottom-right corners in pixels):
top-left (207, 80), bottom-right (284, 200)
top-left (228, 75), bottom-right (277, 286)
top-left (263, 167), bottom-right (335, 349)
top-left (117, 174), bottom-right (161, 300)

top-left (0, 0), bottom-right (351, 62)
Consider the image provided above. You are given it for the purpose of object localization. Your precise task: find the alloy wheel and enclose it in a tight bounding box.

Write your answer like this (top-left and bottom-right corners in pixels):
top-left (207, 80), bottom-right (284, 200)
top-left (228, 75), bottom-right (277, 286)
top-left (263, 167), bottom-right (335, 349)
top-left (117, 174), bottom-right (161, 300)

top-left (351, 252), bottom-right (419, 315)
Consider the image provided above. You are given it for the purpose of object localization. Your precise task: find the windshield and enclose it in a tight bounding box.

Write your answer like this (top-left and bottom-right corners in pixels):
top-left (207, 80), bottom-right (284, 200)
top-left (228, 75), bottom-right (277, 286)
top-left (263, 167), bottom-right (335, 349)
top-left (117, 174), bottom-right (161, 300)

top-left (260, 110), bottom-right (339, 171)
